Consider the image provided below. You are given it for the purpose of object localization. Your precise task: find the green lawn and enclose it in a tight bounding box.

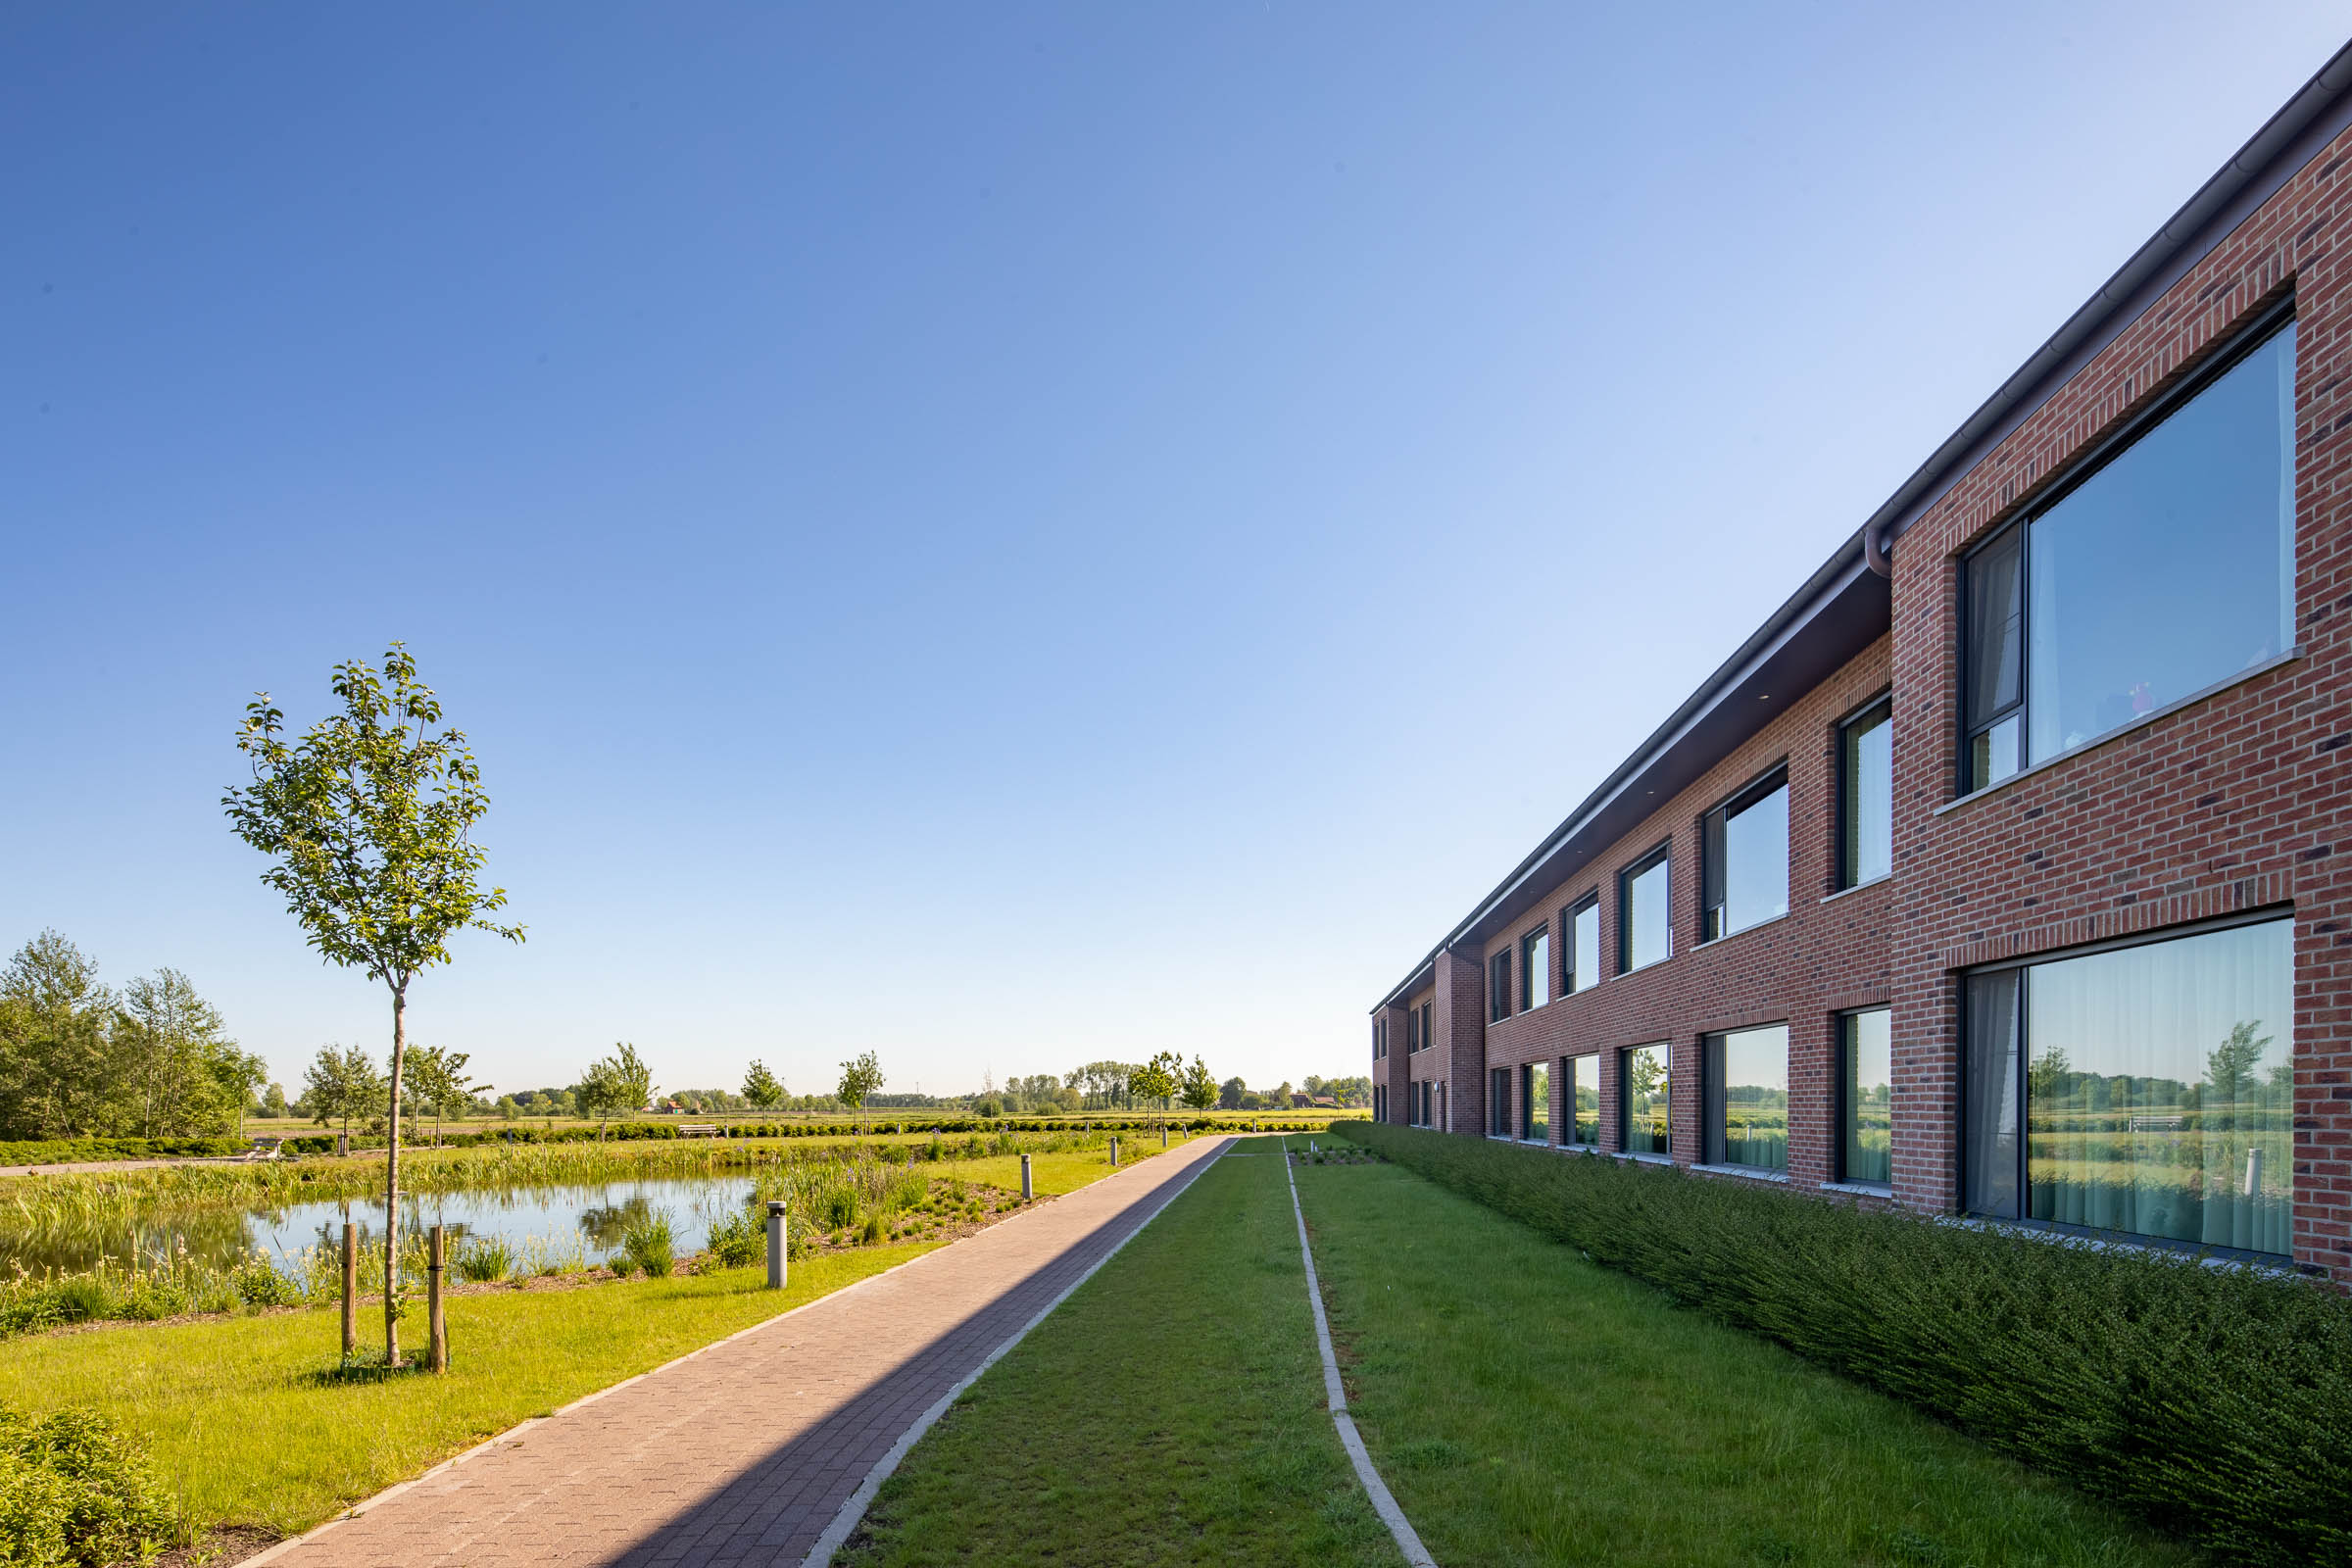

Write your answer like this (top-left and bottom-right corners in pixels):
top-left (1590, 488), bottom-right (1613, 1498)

top-left (0, 1245), bottom-right (934, 1542)
top-left (844, 1139), bottom-right (2197, 1568)
top-left (952, 1127), bottom-right (1201, 1197)
top-left (839, 1139), bottom-right (1398, 1567)
top-left (1293, 1154), bottom-right (2201, 1568)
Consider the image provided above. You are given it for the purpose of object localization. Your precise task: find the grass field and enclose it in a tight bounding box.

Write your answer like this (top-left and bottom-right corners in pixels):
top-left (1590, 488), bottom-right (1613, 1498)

top-left (846, 1138), bottom-right (2198, 1568)
top-left (0, 1244), bottom-right (932, 1542)
top-left (839, 1139), bottom-right (1396, 1567)
top-left (1293, 1153), bottom-right (2199, 1567)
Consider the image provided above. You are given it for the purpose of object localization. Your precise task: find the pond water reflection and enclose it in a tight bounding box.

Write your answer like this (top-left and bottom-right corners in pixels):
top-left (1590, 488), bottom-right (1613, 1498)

top-left (2, 1174), bottom-right (761, 1275)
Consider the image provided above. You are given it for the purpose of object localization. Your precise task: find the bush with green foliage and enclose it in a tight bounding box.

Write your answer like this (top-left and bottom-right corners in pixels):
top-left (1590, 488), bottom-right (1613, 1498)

top-left (0, 1403), bottom-right (172, 1567)
top-left (0, 1136), bottom-right (247, 1166)
top-left (703, 1208), bottom-right (763, 1270)
top-left (1335, 1120), bottom-right (2352, 1567)
top-left (451, 1237), bottom-right (515, 1284)
top-left (617, 1211), bottom-right (674, 1278)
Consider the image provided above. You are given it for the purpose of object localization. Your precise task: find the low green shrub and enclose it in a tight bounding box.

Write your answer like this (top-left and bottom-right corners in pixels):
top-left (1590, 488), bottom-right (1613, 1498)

top-left (703, 1209), bottom-right (763, 1270)
top-left (1335, 1121), bottom-right (2352, 1567)
top-left (0, 1403), bottom-right (172, 1566)
top-left (617, 1211), bottom-right (674, 1279)
top-left (229, 1252), bottom-right (304, 1307)
top-left (0, 1136), bottom-right (245, 1166)
top-left (451, 1237), bottom-right (515, 1284)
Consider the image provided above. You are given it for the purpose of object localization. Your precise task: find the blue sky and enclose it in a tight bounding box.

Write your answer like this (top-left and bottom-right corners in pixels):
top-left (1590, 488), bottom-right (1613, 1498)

top-left (4, 5), bottom-right (2345, 1102)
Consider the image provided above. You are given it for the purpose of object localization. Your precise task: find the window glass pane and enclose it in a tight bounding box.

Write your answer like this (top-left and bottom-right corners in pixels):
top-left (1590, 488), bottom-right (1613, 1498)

top-left (1490, 1068), bottom-right (1510, 1137)
top-left (1572, 903), bottom-right (1599, 993)
top-left (2025, 919), bottom-right (2293, 1255)
top-left (1624, 858), bottom-right (1669, 970)
top-left (1970, 711), bottom-right (2022, 792)
top-left (1965, 525), bottom-right (2024, 730)
top-left (2026, 325), bottom-right (2296, 763)
top-left (1842, 707), bottom-right (1892, 886)
top-left (1622, 1045), bottom-right (1670, 1155)
top-left (1526, 1062), bottom-right (1548, 1142)
top-left (1569, 1055), bottom-right (1599, 1146)
top-left (1711, 1025), bottom-right (1788, 1171)
top-left (1841, 1009), bottom-right (1892, 1184)
top-left (1964, 969), bottom-right (2023, 1219)
top-left (1721, 783), bottom-right (1788, 936)
top-left (1525, 930), bottom-right (1549, 1009)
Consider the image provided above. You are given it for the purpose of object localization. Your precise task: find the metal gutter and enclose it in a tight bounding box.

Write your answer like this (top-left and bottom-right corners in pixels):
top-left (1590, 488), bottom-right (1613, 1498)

top-left (1373, 37), bottom-right (2352, 1015)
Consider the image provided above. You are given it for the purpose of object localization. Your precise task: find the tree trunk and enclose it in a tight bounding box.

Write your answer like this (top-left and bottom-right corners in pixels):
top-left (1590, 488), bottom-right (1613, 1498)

top-left (384, 986), bottom-right (407, 1367)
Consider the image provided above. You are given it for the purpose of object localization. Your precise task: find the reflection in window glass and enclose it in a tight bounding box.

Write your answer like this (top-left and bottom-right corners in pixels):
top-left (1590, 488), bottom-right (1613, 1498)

top-left (1841, 704), bottom-right (1892, 888)
top-left (1705, 1024), bottom-right (1788, 1171)
top-left (1840, 1009), bottom-right (1892, 1185)
top-left (1621, 855), bottom-right (1670, 972)
top-left (1621, 1045), bottom-right (1670, 1155)
top-left (2027, 326), bottom-right (2295, 762)
top-left (1522, 927), bottom-right (1550, 1010)
top-left (1570, 900), bottom-right (1599, 993)
top-left (1567, 1055), bottom-right (1600, 1146)
top-left (1704, 780), bottom-right (1788, 940)
top-left (1965, 919), bottom-right (2292, 1255)
top-left (1524, 1061), bottom-right (1548, 1143)
top-left (1490, 1067), bottom-right (1511, 1138)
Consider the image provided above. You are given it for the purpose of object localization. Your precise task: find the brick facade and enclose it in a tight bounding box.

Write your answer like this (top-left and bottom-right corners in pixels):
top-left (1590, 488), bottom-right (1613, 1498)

top-left (1371, 69), bottom-right (2352, 1286)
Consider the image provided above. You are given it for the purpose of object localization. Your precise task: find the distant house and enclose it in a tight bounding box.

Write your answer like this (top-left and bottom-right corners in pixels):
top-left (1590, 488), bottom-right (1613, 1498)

top-left (1309, 1096), bottom-right (1339, 1109)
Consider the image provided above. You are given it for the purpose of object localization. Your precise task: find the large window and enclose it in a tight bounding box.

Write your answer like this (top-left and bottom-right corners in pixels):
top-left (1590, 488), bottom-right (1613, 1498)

top-left (1566, 1054), bottom-right (1600, 1146)
top-left (1702, 1024), bottom-right (1788, 1172)
top-left (1620, 1044), bottom-right (1670, 1155)
top-left (1419, 1001), bottom-right (1432, 1053)
top-left (1520, 925), bottom-right (1550, 1011)
top-left (1404, 1008), bottom-right (1418, 1054)
top-left (1490, 1067), bottom-right (1512, 1137)
top-left (1521, 1061), bottom-right (1549, 1143)
top-left (1963, 918), bottom-right (2292, 1256)
top-left (1839, 700), bottom-right (1892, 889)
top-left (1490, 952), bottom-right (1511, 1024)
top-left (1374, 1017), bottom-right (1387, 1061)
top-left (1701, 770), bottom-right (1788, 941)
top-left (1565, 897), bottom-right (1599, 995)
top-left (1963, 318), bottom-right (2297, 792)
top-left (1838, 1008), bottom-right (1892, 1186)
top-left (1619, 848), bottom-right (1671, 973)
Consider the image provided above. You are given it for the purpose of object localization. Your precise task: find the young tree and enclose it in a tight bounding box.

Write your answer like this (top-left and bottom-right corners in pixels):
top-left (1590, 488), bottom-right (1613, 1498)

top-left (1179, 1055), bottom-right (1218, 1115)
top-left (837, 1051), bottom-right (884, 1134)
top-left (407, 1045), bottom-right (489, 1148)
top-left (1217, 1075), bottom-right (1247, 1111)
top-left (578, 1043), bottom-right (654, 1143)
top-left (261, 1082), bottom-right (290, 1119)
top-left (302, 1044), bottom-right (384, 1140)
top-left (226, 644), bottom-right (523, 1368)
top-left (1129, 1051), bottom-right (1179, 1137)
top-left (742, 1059), bottom-right (784, 1122)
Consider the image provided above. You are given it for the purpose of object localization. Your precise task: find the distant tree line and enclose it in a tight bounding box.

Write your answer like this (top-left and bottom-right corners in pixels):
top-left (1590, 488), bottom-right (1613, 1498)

top-left (1215, 1072), bottom-right (1371, 1110)
top-left (0, 931), bottom-right (268, 1141)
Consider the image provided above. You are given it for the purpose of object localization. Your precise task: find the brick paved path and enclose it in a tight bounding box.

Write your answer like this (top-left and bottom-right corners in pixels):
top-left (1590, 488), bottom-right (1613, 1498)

top-left (255, 1135), bottom-right (1231, 1568)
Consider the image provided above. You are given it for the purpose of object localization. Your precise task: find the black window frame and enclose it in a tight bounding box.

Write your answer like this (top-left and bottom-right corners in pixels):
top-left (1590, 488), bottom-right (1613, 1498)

top-left (1835, 1005), bottom-right (1892, 1187)
top-left (1374, 1016), bottom-right (1386, 1061)
top-left (1699, 1022), bottom-right (1789, 1171)
top-left (1419, 1001), bottom-right (1432, 1054)
top-left (1520, 1060), bottom-right (1549, 1143)
top-left (1617, 843), bottom-right (1673, 975)
top-left (1563, 1052), bottom-right (1600, 1147)
top-left (1956, 302), bottom-right (2298, 797)
top-left (1489, 1066), bottom-right (1511, 1137)
top-left (1519, 922), bottom-right (1550, 1012)
top-left (1404, 1007), bottom-right (1418, 1054)
top-left (1956, 908), bottom-right (2294, 1261)
top-left (1617, 1042), bottom-right (1671, 1155)
top-left (1562, 893), bottom-right (1598, 995)
top-left (1490, 951), bottom-right (1511, 1025)
top-left (1837, 694), bottom-right (1894, 891)
top-left (1700, 764), bottom-right (1789, 944)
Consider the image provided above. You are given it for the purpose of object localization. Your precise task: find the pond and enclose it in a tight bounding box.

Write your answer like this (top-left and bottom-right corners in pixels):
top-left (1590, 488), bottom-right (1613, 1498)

top-left (2, 1173), bottom-right (769, 1276)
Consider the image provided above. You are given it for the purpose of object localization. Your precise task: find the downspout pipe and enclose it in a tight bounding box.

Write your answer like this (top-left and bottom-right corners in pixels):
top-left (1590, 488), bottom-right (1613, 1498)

top-left (1862, 519), bottom-right (1890, 578)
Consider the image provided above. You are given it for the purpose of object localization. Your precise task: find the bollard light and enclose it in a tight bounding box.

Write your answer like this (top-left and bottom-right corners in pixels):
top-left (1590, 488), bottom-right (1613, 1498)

top-left (1020, 1152), bottom-right (1033, 1201)
top-left (766, 1200), bottom-right (787, 1290)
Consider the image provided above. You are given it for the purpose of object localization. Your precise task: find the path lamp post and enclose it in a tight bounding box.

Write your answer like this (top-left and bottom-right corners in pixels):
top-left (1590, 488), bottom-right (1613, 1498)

top-left (1109, 1138), bottom-right (1118, 1168)
top-left (1020, 1153), bottom-right (1032, 1200)
top-left (766, 1201), bottom-right (787, 1290)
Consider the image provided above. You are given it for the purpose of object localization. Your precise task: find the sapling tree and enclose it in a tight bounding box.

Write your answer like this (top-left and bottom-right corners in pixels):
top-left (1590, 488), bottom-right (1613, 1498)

top-left (743, 1059), bottom-right (784, 1122)
top-left (408, 1045), bottom-right (489, 1148)
top-left (302, 1043), bottom-right (384, 1141)
top-left (837, 1051), bottom-right (884, 1135)
top-left (1179, 1055), bottom-right (1218, 1115)
top-left (1130, 1051), bottom-right (1180, 1138)
top-left (226, 645), bottom-right (521, 1368)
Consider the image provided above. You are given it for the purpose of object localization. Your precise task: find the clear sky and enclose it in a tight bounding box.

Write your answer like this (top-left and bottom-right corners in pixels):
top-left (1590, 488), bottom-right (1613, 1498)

top-left (5, 5), bottom-right (2345, 1104)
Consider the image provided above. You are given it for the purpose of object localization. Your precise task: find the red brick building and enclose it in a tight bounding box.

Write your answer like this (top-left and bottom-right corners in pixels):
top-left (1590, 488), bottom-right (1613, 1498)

top-left (1372, 42), bottom-right (2352, 1286)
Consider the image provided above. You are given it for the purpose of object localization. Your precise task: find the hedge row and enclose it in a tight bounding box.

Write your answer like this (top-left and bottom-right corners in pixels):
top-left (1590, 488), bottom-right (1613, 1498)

top-left (1333, 1121), bottom-right (2352, 1568)
top-left (0, 1136), bottom-right (246, 1165)
top-left (268, 1115), bottom-right (1317, 1156)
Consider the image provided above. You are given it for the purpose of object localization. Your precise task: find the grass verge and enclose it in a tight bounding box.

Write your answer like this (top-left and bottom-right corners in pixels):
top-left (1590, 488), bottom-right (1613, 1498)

top-left (0, 1243), bottom-right (935, 1544)
top-left (1293, 1155), bottom-right (2200, 1568)
top-left (837, 1139), bottom-right (1399, 1567)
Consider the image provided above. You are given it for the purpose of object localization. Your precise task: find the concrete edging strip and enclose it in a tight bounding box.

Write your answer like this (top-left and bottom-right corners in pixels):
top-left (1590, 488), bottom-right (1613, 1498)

top-left (1281, 1137), bottom-right (1438, 1568)
top-left (796, 1135), bottom-right (1233, 1567)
